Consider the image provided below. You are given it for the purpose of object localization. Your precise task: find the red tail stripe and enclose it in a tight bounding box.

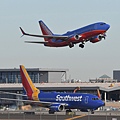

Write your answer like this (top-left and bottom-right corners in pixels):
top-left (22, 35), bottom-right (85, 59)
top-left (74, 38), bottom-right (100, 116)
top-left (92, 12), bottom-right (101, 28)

top-left (20, 66), bottom-right (33, 99)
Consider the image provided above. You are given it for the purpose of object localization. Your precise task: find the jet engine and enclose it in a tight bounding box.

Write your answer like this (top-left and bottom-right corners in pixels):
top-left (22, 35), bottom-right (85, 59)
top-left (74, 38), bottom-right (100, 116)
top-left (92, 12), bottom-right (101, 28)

top-left (49, 104), bottom-right (64, 112)
top-left (90, 34), bottom-right (106, 43)
top-left (74, 34), bottom-right (81, 40)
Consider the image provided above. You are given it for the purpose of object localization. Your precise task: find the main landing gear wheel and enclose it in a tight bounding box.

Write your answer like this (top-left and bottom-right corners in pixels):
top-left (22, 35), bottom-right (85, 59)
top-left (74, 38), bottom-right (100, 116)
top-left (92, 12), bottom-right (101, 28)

top-left (66, 109), bottom-right (76, 115)
top-left (90, 110), bottom-right (94, 114)
top-left (49, 110), bottom-right (55, 114)
top-left (66, 109), bottom-right (72, 115)
top-left (69, 43), bottom-right (74, 48)
top-left (79, 44), bottom-right (84, 48)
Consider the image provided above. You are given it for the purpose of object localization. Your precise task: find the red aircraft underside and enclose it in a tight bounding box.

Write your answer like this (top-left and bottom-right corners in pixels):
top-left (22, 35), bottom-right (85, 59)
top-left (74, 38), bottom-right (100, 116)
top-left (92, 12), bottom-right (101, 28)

top-left (45, 30), bottom-right (106, 47)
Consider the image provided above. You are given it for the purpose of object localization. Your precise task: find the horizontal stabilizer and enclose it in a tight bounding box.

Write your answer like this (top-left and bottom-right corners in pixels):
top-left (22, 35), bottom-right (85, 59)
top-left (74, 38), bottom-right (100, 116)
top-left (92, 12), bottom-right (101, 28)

top-left (25, 41), bottom-right (48, 44)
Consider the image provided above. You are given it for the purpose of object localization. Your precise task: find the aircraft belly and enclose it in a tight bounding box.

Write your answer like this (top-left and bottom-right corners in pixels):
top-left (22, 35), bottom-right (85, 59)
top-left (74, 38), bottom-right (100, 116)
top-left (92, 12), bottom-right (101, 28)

top-left (46, 42), bottom-right (68, 47)
top-left (44, 30), bottom-right (106, 47)
top-left (68, 30), bottom-right (106, 44)
top-left (82, 30), bottom-right (106, 39)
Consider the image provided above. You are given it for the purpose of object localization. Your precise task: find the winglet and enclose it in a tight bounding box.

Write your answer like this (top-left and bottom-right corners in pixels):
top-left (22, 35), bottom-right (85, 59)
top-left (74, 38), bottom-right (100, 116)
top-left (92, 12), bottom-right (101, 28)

top-left (19, 27), bottom-right (26, 36)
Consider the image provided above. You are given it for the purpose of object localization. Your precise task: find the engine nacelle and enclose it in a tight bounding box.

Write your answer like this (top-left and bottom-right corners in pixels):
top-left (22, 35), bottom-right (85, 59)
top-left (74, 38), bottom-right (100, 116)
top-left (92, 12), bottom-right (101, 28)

top-left (90, 34), bottom-right (105, 43)
top-left (69, 34), bottom-right (82, 41)
top-left (49, 104), bottom-right (64, 112)
top-left (74, 34), bottom-right (81, 40)
top-left (90, 38), bottom-right (101, 43)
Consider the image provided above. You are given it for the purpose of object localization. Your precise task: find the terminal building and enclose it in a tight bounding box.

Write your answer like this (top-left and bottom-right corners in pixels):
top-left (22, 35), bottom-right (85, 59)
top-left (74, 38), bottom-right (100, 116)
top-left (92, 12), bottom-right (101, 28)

top-left (0, 67), bottom-right (68, 105)
top-left (113, 70), bottom-right (120, 82)
top-left (0, 67), bottom-right (68, 83)
top-left (0, 67), bottom-right (120, 106)
top-left (89, 74), bottom-right (117, 83)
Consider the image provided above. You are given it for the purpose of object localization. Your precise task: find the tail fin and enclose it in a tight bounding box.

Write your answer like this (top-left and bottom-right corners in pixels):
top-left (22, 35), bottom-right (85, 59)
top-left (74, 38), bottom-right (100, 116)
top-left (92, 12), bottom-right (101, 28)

top-left (97, 89), bottom-right (101, 99)
top-left (39, 20), bottom-right (53, 41)
top-left (20, 65), bottom-right (40, 101)
top-left (73, 87), bottom-right (80, 93)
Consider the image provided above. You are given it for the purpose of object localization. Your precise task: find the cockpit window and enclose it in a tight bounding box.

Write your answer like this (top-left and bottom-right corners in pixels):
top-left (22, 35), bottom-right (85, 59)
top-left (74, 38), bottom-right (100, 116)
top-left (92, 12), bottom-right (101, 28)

top-left (92, 98), bottom-right (99, 100)
top-left (100, 23), bottom-right (105, 25)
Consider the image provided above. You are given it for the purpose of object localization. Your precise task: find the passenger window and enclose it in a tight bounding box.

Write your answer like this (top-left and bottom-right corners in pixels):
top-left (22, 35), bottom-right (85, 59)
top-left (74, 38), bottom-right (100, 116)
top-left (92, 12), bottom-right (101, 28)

top-left (92, 98), bottom-right (99, 100)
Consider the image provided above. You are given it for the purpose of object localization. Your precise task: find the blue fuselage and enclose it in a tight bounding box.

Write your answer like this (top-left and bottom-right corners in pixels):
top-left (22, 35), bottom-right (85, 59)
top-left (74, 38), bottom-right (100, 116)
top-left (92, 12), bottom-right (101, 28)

top-left (46, 22), bottom-right (110, 47)
top-left (38, 92), bottom-right (104, 110)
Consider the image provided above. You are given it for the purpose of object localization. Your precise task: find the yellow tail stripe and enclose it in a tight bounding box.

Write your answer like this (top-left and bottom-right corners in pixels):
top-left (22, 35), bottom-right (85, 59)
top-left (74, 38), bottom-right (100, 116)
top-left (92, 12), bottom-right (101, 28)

top-left (21, 65), bottom-right (38, 92)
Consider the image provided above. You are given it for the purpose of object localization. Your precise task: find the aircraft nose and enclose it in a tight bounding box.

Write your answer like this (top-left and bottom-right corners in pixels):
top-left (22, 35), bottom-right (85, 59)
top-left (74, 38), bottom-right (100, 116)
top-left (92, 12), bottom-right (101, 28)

top-left (101, 102), bottom-right (105, 106)
top-left (103, 102), bottom-right (105, 106)
top-left (106, 24), bottom-right (110, 30)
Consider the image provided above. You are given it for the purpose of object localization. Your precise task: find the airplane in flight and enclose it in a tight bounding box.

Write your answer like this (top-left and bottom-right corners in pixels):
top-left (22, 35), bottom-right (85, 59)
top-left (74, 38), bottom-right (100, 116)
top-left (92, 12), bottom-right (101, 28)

top-left (20, 20), bottom-right (110, 48)
top-left (0, 65), bottom-right (105, 114)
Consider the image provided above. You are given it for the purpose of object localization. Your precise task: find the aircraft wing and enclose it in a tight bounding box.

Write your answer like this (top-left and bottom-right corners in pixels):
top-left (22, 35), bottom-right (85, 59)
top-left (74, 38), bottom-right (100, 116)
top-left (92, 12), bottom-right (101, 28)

top-left (0, 98), bottom-right (67, 107)
top-left (0, 91), bottom-right (50, 107)
top-left (0, 98), bottom-right (51, 107)
top-left (0, 97), bottom-right (49, 104)
top-left (0, 91), bottom-right (27, 97)
top-left (20, 27), bottom-right (68, 40)
top-left (0, 91), bottom-right (68, 107)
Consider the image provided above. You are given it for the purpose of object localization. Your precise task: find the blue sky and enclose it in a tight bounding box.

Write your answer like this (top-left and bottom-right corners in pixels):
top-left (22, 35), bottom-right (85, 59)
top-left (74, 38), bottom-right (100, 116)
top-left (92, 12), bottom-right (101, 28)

top-left (0, 0), bottom-right (120, 81)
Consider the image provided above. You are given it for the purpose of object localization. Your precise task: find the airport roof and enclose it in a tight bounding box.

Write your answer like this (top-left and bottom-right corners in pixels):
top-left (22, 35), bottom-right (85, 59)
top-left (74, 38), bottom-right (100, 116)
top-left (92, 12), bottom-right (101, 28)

top-left (0, 68), bottom-right (68, 72)
top-left (0, 83), bottom-right (120, 92)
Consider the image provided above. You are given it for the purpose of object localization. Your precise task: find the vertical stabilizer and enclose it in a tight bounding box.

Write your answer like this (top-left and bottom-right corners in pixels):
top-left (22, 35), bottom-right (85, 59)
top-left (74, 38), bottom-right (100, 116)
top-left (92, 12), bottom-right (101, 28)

top-left (39, 20), bottom-right (53, 41)
top-left (20, 65), bottom-right (40, 100)
top-left (97, 89), bottom-right (101, 99)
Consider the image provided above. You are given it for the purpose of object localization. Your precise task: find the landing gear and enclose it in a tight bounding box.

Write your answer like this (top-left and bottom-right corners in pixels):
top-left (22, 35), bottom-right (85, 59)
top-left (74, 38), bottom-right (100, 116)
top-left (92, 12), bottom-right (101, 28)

top-left (69, 42), bottom-right (74, 48)
top-left (79, 44), bottom-right (84, 48)
top-left (90, 110), bottom-right (94, 114)
top-left (49, 110), bottom-right (55, 114)
top-left (66, 109), bottom-right (72, 115)
top-left (66, 109), bottom-right (72, 113)
top-left (66, 109), bottom-right (76, 115)
top-left (66, 109), bottom-right (72, 114)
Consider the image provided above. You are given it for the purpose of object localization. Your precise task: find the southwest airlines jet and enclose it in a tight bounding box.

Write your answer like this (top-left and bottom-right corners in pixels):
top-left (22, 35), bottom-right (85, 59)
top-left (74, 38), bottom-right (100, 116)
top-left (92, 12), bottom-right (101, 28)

top-left (20, 20), bottom-right (110, 48)
top-left (19, 65), bottom-right (104, 114)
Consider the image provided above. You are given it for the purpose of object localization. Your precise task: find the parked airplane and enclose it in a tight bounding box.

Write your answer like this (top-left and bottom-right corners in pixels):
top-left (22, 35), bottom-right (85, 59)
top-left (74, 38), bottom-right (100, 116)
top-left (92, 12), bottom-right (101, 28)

top-left (20, 20), bottom-right (110, 48)
top-left (19, 65), bottom-right (104, 114)
top-left (0, 65), bottom-right (105, 114)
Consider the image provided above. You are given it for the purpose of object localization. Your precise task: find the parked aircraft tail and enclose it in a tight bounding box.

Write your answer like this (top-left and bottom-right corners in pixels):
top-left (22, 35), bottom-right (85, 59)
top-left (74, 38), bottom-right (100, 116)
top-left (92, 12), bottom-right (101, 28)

top-left (97, 89), bottom-right (101, 99)
top-left (39, 20), bottom-right (53, 41)
top-left (20, 65), bottom-right (40, 101)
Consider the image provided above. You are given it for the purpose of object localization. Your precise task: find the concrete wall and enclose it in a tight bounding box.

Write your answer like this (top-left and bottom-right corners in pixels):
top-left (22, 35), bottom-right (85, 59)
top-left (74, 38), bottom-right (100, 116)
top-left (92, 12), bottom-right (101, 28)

top-left (48, 72), bottom-right (62, 83)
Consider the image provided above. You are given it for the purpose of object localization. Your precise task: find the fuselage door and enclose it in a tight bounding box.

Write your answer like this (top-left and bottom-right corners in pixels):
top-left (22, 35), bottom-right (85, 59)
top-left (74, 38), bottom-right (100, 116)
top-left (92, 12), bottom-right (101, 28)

top-left (85, 96), bottom-right (89, 104)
